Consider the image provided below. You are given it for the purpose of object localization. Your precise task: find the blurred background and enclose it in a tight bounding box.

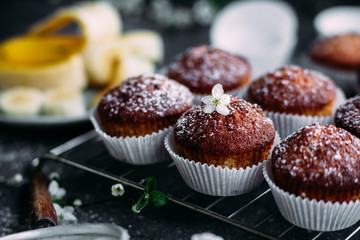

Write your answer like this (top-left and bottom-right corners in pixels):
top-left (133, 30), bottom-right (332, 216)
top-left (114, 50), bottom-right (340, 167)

top-left (0, 0), bottom-right (359, 63)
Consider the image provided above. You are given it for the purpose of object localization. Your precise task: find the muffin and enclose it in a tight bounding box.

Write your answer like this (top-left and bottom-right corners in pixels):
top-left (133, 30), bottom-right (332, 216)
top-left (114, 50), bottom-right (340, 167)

top-left (272, 123), bottom-right (360, 202)
top-left (303, 33), bottom-right (360, 95)
top-left (167, 45), bottom-right (250, 103)
top-left (335, 95), bottom-right (360, 138)
top-left (264, 123), bottom-right (360, 231)
top-left (309, 33), bottom-right (360, 70)
top-left (91, 73), bottom-right (193, 165)
top-left (165, 84), bottom-right (279, 196)
top-left (247, 65), bottom-right (345, 138)
top-left (174, 97), bottom-right (275, 169)
top-left (97, 74), bottom-right (193, 137)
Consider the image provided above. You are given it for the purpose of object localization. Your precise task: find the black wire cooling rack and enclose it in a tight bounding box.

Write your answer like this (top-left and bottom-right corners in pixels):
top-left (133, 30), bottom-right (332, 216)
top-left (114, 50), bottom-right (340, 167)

top-left (36, 130), bottom-right (360, 240)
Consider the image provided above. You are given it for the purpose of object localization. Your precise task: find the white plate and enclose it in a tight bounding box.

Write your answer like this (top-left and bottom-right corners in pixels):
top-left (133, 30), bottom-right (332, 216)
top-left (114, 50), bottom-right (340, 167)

top-left (0, 88), bottom-right (96, 127)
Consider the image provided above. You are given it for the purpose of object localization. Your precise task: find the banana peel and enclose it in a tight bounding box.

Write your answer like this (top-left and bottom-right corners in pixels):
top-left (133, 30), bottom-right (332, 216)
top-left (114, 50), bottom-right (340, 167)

top-left (29, 1), bottom-right (122, 53)
top-left (0, 36), bottom-right (86, 90)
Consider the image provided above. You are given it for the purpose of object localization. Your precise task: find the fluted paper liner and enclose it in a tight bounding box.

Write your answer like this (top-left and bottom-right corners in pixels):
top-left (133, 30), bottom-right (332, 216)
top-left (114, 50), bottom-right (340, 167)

top-left (264, 88), bottom-right (346, 139)
top-left (263, 159), bottom-right (360, 231)
top-left (90, 107), bottom-right (170, 165)
top-left (165, 129), bottom-right (280, 196)
top-left (193, 86), bottom-right (248, 105)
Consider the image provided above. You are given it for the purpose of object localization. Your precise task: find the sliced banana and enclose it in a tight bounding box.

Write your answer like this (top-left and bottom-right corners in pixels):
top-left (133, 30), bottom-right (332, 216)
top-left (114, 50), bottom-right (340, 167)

top-left (120, 30), bottom-right (164, 63)
top-left (0, 87), bottom-right (44, 116)
top-left (42, 87), bottom-right (86, 116)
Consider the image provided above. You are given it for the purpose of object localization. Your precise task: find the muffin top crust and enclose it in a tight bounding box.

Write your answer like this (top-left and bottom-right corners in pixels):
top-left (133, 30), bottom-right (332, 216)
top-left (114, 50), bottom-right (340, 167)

top-left (97, 74), bottom-right (193, 124)
top-left (309, 33), bottom-right (360, 69)
top-left (272, 123), bottom-right (360, 194)
top-left (247, 65), bottom-right (336, 115)
top-left (335, 95), bottom-right (360, 138)
top-left (174, 96), bottom-right (275, 156)
top-left (167, 45), bottom-right (250, 94)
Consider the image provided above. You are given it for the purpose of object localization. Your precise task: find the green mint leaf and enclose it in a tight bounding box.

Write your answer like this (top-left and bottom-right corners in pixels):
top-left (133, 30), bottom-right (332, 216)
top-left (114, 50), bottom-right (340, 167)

top-left (146, 176), bottom-right (156, 193)
top-left (149, 191), bottom-right (167, 207)
top-left (135, 193), bottom-right (150, 211)
top-left (52, 198), bottom-right (66, 207)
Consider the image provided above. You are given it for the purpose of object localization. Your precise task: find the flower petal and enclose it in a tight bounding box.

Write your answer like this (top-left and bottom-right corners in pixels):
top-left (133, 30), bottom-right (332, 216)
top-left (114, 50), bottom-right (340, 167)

top-left (216, 104), bottom-right (230, 116)
top-left (203, 104), bottom-right (215, 114)
top-left (111, 183), bottom-right (125, 197)
top-left (63, 206), bottom-right (75, 214)
top-left (212, 84), bottom-right (224, 99)
top-left (49, 172), bottom-right (60, 180)
top-left (55, 188), bottom-right (67, 199)
top-left (63, 211), bottom-right (78, 223)
top-left (48, 180), bottom-right (59, 197)
top-left (201, 95), bottom-right (214, 105)
top-left (220, 94), bottom-right (230, 105)
top-left (73, 199), bottom-right (82, 207)
top-left (53, 203), bottom-right (63, 216)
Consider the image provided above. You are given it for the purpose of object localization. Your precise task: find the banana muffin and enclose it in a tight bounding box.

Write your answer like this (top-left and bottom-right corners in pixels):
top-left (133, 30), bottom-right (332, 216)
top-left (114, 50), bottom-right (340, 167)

top-left (247, 65), bottom-right (337, 116)
top-left (174, 96), bottom-right (275, 169)
top-left (309, 33), bottom-right (360, 70)
top-left (335, 95), bottom-right (360, 138)
top-left (97, 73), bottom-right (193, 137)
top-left (272, 123), bottom-right (360, 203)
top-left (167, 45), bottom-right (251, 95)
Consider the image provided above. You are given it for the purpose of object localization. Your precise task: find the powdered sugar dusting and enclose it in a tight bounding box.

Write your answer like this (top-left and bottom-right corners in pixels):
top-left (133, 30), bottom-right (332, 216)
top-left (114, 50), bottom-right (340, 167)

top-left (273, 123), bottom-right (360, 186)
top-left (167, 45), bottom-right (250, 94)
top-left (248, 65), bottom-right (336, 112)
top-left (174, 97), bottom-right (275, 155)
top-left (98, 74), bottom-right (194, 122)
top-left (335, 95), bottom-right (360, 138)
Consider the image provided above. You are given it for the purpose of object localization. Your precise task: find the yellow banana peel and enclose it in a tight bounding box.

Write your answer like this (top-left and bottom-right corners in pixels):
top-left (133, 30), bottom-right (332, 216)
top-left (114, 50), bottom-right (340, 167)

top-left (0, 36), bottom-right (86, 90)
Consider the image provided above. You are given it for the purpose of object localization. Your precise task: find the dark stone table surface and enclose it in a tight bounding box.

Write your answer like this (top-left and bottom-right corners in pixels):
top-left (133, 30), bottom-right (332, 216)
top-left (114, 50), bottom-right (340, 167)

top-left (0, 1), bottom-right (359, 239)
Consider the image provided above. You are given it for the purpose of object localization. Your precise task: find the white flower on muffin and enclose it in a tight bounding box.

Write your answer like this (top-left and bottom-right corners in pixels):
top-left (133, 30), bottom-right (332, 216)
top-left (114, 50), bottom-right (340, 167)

top-left (201, 84), bottom-right (230, 116)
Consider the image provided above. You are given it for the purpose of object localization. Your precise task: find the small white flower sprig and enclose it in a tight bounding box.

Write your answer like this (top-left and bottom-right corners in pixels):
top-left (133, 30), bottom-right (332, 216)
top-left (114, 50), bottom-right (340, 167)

top-left (111, 177), bottom-right (167, 213)
top-left (201, 84), bottom-right (230, 116)
top-left (111, 183), bottom-right (125, 197)
top-left (48, 172), bottom-right (81, 224)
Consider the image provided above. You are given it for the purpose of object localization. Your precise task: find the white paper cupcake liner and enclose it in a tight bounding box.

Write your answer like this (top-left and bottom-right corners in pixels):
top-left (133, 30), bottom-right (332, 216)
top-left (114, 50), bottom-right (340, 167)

top-left (264, 87), bottom-right (346, 139)
top-left (263, 159), bottom-right (360, 231)
top-left (165, 129), bottom-right (280, 196)
top-left (299, 53), bottom-right (360, 94)
top-left (193, 86), bottom-right (248, 105)
top-left (89, 107), bottom-right (171, 165)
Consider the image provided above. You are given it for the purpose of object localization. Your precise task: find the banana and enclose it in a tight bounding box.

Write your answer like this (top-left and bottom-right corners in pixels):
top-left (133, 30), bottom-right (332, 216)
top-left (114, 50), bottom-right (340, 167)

top-left (120, 30), bottom-right (164, 63)
top-left (29, 1), bottom-right (122, 53)
top-left (84, 30), bottom-right (163, 87)
top-left (118, 54), bottom-right (155, 82)
top-left (0, 87), bottom-right (44, 116)
top-left (41, 87), bottom-right (86, 116)
top-left (91, 54), bottom-right (155, 106)
top-left (0, 36), bottom-right (86, 90)
top-left (84, 38), bottom-right (123, 86)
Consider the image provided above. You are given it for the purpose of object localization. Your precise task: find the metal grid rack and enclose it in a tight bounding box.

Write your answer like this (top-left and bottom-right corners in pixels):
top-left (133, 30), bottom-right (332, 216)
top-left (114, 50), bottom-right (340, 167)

top-left (37, 130), bottom-right (360, 240)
